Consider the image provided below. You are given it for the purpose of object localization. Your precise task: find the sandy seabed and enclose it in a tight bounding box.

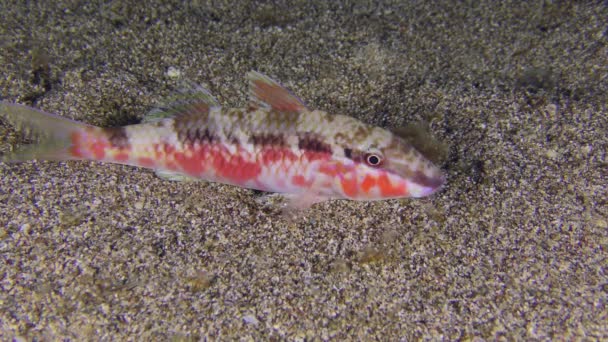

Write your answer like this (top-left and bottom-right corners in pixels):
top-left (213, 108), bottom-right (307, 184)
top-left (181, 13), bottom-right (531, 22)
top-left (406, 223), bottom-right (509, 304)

top-left (0, 1), bottom-right (606, 340)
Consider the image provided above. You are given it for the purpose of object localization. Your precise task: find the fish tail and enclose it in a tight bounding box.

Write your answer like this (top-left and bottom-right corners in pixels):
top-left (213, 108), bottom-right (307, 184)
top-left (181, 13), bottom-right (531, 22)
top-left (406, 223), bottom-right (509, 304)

top-left (0, 102), bottom-right (92, 162)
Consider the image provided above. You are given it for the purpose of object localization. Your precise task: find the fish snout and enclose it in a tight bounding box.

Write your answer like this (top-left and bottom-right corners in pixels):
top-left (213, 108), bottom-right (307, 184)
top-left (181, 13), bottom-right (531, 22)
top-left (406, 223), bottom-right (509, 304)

top-left (406, 164), bottom-right (445, 197)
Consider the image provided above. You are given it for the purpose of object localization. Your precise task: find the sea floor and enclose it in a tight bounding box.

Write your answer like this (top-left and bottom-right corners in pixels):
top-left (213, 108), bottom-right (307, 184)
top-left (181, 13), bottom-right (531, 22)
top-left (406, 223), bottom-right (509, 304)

top-left (0, 1), bottom-right (606, 340)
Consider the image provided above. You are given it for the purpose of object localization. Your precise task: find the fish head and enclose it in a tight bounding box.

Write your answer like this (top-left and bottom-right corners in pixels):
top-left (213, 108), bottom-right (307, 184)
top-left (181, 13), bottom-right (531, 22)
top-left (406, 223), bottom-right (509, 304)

top-left (326, 123), bottom-right (445, 200)
top-left (374, 134), bottom-right (445, 198)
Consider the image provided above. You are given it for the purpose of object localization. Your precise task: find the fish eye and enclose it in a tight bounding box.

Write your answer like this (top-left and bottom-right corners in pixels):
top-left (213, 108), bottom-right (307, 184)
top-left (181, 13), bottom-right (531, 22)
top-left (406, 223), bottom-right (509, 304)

top-left (365, 153), bottom-right (383, 167)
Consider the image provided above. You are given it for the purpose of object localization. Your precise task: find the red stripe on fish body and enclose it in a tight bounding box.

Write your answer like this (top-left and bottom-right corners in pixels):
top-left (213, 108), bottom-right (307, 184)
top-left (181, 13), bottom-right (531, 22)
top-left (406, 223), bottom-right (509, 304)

top-left (69, 128), bottom-right (113, 161)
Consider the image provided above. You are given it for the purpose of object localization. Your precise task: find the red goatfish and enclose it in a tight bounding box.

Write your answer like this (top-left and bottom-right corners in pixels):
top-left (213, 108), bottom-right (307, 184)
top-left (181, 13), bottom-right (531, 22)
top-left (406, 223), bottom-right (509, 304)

top-left (0, 72), bottom-right (444, 208)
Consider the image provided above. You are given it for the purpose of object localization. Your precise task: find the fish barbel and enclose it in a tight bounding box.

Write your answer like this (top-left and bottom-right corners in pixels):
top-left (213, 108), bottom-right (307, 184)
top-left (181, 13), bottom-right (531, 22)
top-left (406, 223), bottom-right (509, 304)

top-left (0, 71), bottom-right (444, 207)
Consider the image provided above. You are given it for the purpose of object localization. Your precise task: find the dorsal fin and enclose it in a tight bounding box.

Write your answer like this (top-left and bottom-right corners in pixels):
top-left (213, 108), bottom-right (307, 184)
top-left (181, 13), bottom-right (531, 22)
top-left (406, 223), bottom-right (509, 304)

top-left (143, 81), bottom-right (220, 123)
top-left (247, 71), bottom-right (308, 113)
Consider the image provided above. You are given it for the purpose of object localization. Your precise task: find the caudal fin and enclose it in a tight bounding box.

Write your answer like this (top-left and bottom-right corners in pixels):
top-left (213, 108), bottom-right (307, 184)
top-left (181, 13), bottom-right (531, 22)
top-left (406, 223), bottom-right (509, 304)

top-left (0, 102), bottom-right (91, 162)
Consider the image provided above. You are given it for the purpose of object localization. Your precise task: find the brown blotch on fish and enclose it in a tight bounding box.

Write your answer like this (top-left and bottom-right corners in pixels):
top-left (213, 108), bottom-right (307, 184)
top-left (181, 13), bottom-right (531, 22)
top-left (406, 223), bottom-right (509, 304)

top-left (226, 108), bottom-right (245, 122)
top-left (297, 133), bottom-right (333, 154)
top-left (260, 110), bottom-right (300, 131)
top-left (179, 127), bottom-right (219, 145)
top-left (333, 132), bottom-right (350, 145)
top-left (250, 133), bottom-right (287, 147)
top-left (173, 116), bottom-right (219, 144)
top-left (173, 106), bottom-right (217, 144)
top-left (411, 169), bottom-right (445, 189)
top-left (104, 127), bottom-right (130, 148)
top-left (227, 133), bottom-right (241, 146)
top-left (353, 125), bottom-right (373, 140)
top-left (343, 148), bottom-right (353, 159)
top-left (342, 147), bottom-right (368, 163)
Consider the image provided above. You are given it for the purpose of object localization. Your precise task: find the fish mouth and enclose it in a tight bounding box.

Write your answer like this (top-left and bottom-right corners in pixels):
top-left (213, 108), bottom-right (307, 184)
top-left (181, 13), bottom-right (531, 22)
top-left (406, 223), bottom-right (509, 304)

top-left (406, 168), bottom-right (445, 198)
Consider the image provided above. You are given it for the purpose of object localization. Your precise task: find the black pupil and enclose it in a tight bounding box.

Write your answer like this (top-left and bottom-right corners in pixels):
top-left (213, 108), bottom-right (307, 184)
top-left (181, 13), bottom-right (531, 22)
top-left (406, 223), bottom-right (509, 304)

top-left (367, 154), bottom-right (380, 165)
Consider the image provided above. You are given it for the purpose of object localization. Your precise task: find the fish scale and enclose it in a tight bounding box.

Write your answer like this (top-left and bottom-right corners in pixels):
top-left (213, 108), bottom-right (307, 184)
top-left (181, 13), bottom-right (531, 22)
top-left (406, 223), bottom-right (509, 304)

top-left (0, 71), bottom-right (445, 208)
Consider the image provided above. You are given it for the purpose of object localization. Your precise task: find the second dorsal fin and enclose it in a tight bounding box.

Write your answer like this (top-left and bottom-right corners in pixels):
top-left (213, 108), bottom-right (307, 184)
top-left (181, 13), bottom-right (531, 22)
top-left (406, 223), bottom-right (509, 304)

top-left (143, 82), bottom-right (220, 123)
top-left (247, 71), bottom-right (308, 113)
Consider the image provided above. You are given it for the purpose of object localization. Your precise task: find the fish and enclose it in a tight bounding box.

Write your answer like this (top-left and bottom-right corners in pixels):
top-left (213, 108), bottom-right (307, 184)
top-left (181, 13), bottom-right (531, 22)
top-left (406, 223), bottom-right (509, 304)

top-left (0, 71), bottom-right (444, 208)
